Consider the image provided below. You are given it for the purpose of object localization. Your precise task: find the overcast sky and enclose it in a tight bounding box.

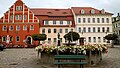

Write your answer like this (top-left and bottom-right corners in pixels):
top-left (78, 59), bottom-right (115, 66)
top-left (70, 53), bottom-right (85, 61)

top-left (0, 0), bottom-right (120, 17)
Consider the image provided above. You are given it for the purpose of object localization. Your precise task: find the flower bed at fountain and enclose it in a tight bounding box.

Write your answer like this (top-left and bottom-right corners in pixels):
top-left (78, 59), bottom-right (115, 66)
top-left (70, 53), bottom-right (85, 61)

top-left (35, 44), bottom-right (108, 66)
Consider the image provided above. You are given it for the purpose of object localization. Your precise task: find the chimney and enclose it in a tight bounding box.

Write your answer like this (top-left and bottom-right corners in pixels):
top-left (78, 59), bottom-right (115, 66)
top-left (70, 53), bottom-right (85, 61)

top-left (117, 13), bottom-right (120, 17)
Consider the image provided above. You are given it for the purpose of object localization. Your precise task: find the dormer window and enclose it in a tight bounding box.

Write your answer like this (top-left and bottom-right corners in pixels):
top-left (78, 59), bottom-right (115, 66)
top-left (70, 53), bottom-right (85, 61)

top-left (81, 9), bottom-right (85, 14)
top-left (91, 9), bottom-right (95, 14)
top-left (16, 6), bottom-right (22, 11)
top-left (101, 9), bottom-right (105, 14)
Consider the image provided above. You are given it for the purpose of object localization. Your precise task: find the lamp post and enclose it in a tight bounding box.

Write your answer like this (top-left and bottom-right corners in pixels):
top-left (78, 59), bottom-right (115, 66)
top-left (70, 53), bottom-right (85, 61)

top-left (57, 32), bottom-right (60, 46)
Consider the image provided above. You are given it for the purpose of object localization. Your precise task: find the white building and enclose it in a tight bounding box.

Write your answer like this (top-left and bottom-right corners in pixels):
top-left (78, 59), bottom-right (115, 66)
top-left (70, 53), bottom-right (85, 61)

top-left (72, 7), bottom-right (113, 44)
top-left (112, 13), bottom-right (120, 44)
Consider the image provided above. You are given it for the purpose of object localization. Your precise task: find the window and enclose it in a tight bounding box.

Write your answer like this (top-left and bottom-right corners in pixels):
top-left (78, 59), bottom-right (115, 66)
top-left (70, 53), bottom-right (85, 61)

top-left (83, 27), bottom-right (86, 32)
top-left (54, 38), bottom-right (57, 43)
top-left (93, 37), bottom-right (96, 43)
top-left (16, 25), bottom-right (20, 31)
top-left (88, 37), bottom-right (91, 42)
top-left (16, 6), bottom-right (22, 11)
top-left (10, 36), bottom-right (12, 42)
top-left (102, 27), bottom-right (105, 32)
top-left (67, 21), bottom-right (70, 25)
top-left (79, 27), bottom-right (81, 32)
top-left (60, 21), bottom-right (63, 24)
top-left (98, 37), bottom-right (101, 43)
top-left (107, 27), bottom-right (109, 32)
top-left (60, 38), bottom-right (62, 42)
top-left (53, 20), bottom-right (56, 24)
top-left (2, 36), bottom-right (6, 42)
top-left (10, 15), bottom-right (13, 20)
top-left (98, 27), bottom-right (100, 32)
top-left (78, 18), bottom-right (81, 23)
top-left (88, 18), bottom-right (90, 23)
top-left (48, 29), bottom-right (51, 33)
top-left (102, 18), bottom-right (104, 23)
top-left (81, 9), bottom-right (85, 14)
top-left (45, 20), bottom-right (49, 25)
top-left (23, 25), bottom-right (27, 30)
top-left (91, 9), bottom-right (95, 14)
top-left (83, 18), bottom-right (86, 23)
top-left (42, 28), bottom-right (45, 34)
top-left (93, 27), bottom-right (96, 32)
top-left (59, 29), bottom-right (62, 33)
top-left (103, 37), bottom-right (106, 42)
top-left (9, 26), bottom-right (13, 31)
top-left (30, 25), bottom-right (34, 30)
top-left (106, 18), bottom-right (109, 23)
top-left (88, 27), bottom-right (91, 32)
top-left (15, 15), bottom-right (22, 20)
top-left (54, 29), bottom-right (57, 33)
top-left (65, 29), bottom-right (68, 33)
top-left (3, 26), bottom-right (7, 31)
top-left (24, 15), bottom-right (27, 20)
top-left (16, 15), bottom-right (19, 20)
top-left (92, 18), bottom-right (95, 23)
top-left (71, 29), bottom-right (73, 32)
top-left (97, 18), bottom-right (100, 23)
top-left (16, 36), bottom-right (20, 42)
top-left (48, 38), bottom-right (51, 42)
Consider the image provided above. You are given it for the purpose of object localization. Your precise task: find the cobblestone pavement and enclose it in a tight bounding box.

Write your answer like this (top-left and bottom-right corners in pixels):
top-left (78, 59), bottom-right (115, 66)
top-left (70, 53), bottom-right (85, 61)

top-left (0, 46), bottom-right (120, 68)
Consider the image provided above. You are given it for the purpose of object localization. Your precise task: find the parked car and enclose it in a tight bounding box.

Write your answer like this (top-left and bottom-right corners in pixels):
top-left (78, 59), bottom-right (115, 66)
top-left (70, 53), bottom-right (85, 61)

top-left (0, 44), bottom-right (6, 51)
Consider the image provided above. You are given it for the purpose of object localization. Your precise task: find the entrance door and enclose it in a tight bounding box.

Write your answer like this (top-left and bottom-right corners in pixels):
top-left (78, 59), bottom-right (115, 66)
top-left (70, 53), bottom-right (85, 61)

top-left (27, 37), bottom-right (32, 45)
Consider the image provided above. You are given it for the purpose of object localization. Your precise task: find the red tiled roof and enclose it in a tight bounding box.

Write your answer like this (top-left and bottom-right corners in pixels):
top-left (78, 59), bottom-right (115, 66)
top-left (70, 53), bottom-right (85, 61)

top-left (30, 8), bottom-right (73, 16)
top-left (71, 7), bottom-right (113, 15)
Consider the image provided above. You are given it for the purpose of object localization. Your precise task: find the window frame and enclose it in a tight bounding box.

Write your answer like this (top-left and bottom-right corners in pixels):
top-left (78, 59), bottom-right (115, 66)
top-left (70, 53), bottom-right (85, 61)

top-left (16, 6), bottom-right (22, 11)
top-left (42, 28), bottom-right (45, 34)
top-left (9, 25), bottom-right (14, 31)
top-left (30, 25), bottom-right (34, 30)
top-left (16, 36), bottom-right (20, 42)
top-left (54, 29), bottom-right (57, 33)
top-left (48, 29), bottom-right (51, 33)
top-left (98, 27), bottom-right (100, 32)
top-left (65, 29), bottom-right (68, 33)
top-left (2, 36), bottom-right (6, 42)
top-left (16, 25), bottom-right (20, 31)
top-left (93, 27), bottom-right (96, 32)
top-left (92, 18), bottom-right (95, 23)
top-left (3, 25), bottom-right (7, 31)
top-left (88, 27), bottom-right (91, 32)
top-left (83, 18), bottom-right (86, 23)
top-left (88, 18), bottom-right (90, 23)
top-left (60, 21), bottom-right (63, 25)
top-left (23, 25), bottom-right (27, 30)
top-left (97, 18), bottom-right (100, 23)
top-left (53, 20), bottom-right (56, 24)
top-left (59, 29), bottom-right (62, 33)
top-left (78, 18), bottom-right (81, 23)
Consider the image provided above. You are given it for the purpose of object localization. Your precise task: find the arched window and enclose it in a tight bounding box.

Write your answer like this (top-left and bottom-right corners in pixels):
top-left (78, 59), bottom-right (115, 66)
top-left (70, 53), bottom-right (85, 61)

top-left (91, 9), bottom-right (95, 14)
top-left (81, 9), bottom-right (85, 14)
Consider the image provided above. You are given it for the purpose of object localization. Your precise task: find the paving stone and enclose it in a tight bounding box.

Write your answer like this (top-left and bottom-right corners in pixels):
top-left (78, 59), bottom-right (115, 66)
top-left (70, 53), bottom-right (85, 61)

top-left (0, 46), bottom-right (120, 68)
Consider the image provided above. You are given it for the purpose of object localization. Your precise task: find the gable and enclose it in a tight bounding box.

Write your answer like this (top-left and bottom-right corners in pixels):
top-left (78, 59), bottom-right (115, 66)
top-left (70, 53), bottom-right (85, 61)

top-left (0, 0), bottom-right (39, 23)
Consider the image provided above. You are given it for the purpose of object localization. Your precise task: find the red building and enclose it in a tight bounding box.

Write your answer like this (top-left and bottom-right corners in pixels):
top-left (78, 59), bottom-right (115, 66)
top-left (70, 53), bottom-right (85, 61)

top-left (0, 0), bottom-right (39, 47)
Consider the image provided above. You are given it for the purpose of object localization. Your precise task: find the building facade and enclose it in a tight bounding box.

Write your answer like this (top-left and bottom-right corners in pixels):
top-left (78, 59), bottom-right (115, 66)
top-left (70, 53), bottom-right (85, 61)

top-left (112, 13), bottom-right (120, 44)
top-left (0, 0), bottom-right (113, 47)
top-left (30, 8), bottom-right (75, 45)
top-left (72, 7), bottom-right (113, 44)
